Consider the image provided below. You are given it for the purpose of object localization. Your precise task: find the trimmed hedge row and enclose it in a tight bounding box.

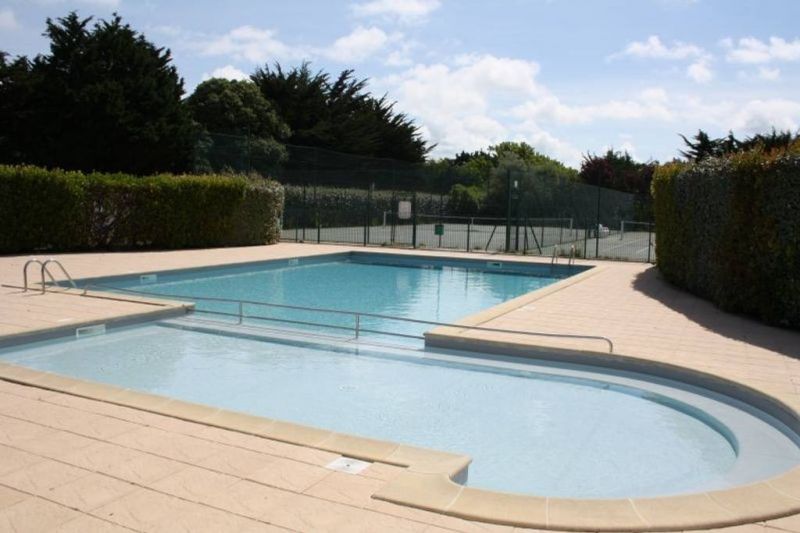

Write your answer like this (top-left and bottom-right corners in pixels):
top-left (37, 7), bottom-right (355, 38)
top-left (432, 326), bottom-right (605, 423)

top-left (652, 146), bottom-right (800, 328)
top-left (283, 185), bottom-right (447, 227)
top-left (0, 165), bottom-right (284, 253)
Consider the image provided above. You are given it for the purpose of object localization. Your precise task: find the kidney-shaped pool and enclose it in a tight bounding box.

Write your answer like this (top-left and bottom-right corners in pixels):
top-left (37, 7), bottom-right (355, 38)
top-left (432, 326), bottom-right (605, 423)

top-left (1, 318), bottom-right (798, 499)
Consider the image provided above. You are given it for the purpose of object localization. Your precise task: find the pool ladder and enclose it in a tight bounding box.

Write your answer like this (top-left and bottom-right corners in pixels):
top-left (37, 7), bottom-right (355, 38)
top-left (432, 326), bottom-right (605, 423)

top-left (22, 258), bottom-right (78, 294)
top-left (551, 245), bottom-right (577, 266)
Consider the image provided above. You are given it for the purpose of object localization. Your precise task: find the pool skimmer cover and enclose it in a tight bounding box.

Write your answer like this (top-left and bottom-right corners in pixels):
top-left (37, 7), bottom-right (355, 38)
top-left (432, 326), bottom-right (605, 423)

top-left (326, 457), bottom-right (371, 475)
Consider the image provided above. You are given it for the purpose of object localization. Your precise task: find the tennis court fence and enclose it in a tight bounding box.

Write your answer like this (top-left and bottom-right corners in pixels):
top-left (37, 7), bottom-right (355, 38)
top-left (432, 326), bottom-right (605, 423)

top-left (282, 204), bottom-right (655, 263)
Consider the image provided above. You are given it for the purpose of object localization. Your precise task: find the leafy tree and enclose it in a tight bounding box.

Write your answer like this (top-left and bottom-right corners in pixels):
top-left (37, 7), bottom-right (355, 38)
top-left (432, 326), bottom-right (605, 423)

top-left (0, 12), bottom-right (195, 174)
top-left (0, 53), bottom-right (37, 163)
top-left (252, 62), bottom-right (430, 162)
top-left (580, 150), bottom-right (656, 220)
top-left (679, 128), bottom-right (799, 162)
top-left (579, 149), bottom-right (654, 196)
top-left (186, 78), bottom-right (290, 175)
top-left (679, 130), bottom-right (724, 162)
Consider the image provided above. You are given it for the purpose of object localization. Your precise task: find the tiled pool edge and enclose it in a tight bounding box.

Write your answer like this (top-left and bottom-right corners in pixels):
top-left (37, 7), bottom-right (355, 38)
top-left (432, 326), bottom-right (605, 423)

top-left (0, 358), bottom-right (799, 532)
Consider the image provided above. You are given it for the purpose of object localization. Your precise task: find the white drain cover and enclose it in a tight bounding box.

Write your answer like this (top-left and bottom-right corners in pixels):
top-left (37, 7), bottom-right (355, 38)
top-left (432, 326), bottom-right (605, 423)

top-left (325, 457), bottom-right (371, 475)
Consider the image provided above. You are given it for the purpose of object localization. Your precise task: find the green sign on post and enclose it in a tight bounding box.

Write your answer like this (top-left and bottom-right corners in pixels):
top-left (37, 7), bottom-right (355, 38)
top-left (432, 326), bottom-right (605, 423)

top-left (434, 223), bottom-right (444, 236)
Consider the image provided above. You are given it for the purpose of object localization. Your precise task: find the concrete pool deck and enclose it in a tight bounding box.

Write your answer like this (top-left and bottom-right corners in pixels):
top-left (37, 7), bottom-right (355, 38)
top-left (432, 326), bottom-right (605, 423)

top-left (0, 243), bottom-right (799, 532)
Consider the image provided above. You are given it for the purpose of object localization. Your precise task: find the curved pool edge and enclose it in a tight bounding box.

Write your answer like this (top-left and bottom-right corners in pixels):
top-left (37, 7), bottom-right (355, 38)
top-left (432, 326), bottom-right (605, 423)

top-left (1, 354), bottom-right (799, 532)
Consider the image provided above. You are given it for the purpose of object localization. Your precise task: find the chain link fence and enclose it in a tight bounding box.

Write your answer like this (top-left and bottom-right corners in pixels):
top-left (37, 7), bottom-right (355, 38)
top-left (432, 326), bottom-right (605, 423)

top-left (195, 133), bottom-right (655, 262)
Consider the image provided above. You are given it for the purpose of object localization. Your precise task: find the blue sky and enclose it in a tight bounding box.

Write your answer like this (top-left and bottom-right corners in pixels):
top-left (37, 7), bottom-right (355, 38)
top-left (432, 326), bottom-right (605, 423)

top-left (2, 0), bottom-right (799, 166)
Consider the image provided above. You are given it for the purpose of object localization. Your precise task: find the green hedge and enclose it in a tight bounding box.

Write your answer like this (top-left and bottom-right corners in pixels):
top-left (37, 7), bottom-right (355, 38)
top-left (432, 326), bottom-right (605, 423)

top-left (283, 185), bottom-right (446, 227)
top-left (0, 165), bottom-right (284, 253)
top-left (652, 147), bottom-right (800, 328)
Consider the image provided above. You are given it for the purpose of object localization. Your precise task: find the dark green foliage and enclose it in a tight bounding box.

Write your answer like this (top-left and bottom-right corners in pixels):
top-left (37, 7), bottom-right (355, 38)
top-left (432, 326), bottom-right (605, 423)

top-left (680, 128), bottom-right (800, 162)
top-left (482, 142), bottom-right (580, 216)
top-left (187, 78), bottom-right (290, 175)
top-left (579, 150), bottom-right (655, 220)
top-left (0, 165), bottom-right (283, 253)
top-left (283, 185), bottom-right (444, 227)
top-left (252, 62), bottom-right (429, 162)
top-left (652, 146), bottom-right (800, 328)
top-left (447, 184), bottom-right (483, 215)
top-left (0, 13), bottom-right (195, 174)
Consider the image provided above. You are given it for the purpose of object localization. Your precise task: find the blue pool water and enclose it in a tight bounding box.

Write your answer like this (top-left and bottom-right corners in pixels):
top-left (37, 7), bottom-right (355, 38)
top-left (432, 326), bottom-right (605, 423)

top-left (2, 321), bottom-right (798, 498)
top-left (84, 253), bottom-right (587, 340)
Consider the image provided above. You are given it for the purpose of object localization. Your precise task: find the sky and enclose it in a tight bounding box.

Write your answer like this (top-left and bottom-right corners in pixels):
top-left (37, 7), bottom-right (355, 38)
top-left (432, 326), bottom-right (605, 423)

top-left (2, 0), bottom-right (799, 167)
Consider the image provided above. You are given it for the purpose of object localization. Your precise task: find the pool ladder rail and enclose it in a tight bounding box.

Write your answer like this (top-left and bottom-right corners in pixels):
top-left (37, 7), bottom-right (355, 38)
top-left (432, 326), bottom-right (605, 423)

top-left (551, 245), bottom-right (577, 266)
top-left (22, 258), bottom-right (78, 294)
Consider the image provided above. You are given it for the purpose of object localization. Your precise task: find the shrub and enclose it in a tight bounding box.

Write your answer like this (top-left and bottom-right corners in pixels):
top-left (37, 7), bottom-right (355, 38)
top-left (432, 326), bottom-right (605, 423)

top-left (282, 184), bottom-right (447, 227)
top-left (652, 146), bottom-right (800, 328)
top-left (0, 165), bottom-right (283, 253)
top-left (447, 184), bottom-right (483, 215)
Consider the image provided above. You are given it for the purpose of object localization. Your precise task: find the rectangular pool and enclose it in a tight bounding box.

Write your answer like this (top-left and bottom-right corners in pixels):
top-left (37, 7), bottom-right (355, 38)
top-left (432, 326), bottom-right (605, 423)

top-left (81, 252), bottom-right (588, 339)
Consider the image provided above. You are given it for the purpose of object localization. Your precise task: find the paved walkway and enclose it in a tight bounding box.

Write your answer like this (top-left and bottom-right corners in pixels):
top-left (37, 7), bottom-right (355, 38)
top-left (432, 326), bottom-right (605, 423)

top-left (0, 243), bottom-right (798, 532)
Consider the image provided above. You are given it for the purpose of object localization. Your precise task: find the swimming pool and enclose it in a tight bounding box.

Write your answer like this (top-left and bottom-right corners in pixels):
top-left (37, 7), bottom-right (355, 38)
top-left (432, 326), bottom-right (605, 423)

top-left (79, 252), bottom-right (589, 340)
top-left (1, 318), bottom-right (798, 499)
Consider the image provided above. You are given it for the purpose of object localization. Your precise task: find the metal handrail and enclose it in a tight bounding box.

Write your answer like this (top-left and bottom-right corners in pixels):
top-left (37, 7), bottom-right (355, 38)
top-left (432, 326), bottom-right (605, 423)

top-left (40, 259), bottom-right (78, 294)
top-left (23, 258), bottom-right (50, 292)
top-left (23, 258), bottom-right (78, 294)
top-left (81, 283), bottom-right (614, 353)
top-left (551, 245), bottom-right (560, 265)
top-left (568, 245), bottom-right (576, 266)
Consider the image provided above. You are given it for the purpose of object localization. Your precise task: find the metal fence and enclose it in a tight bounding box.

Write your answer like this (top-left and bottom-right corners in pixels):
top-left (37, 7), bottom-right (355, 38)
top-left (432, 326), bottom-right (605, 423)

top-left (193, 133), bottom-right (655, 262)
top-left (282, 204), bottom-right (655, 262)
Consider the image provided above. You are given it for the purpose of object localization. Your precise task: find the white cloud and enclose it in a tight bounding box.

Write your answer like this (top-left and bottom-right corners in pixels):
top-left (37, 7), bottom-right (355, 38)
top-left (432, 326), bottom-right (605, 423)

top-left (687, 59), bottom-right (713, 83)
top-left (512, 87), bottom-right (673, 126)
top-left (758, 66), bottom-right (781, 81)
top-left (203, 65), bottom-right (249, 81)
top-left (30, 0), bottom-right (121, 6)
top-left (0, 8), bottom-right (18, 30)
top-left (722, 36), bottom-right (800, 64)
top-left (196, 26), bottom-right (307, 63)
top-left (615, 35), bottom-right (707, 60)
top-left (351, 0), bottom-right (441, 22)
top-left (323, 26), bottom-right (393, 63)
top-left (191, 25), bottom-right (402, 65)
top-left (729, 99), bottom-right (800, 132)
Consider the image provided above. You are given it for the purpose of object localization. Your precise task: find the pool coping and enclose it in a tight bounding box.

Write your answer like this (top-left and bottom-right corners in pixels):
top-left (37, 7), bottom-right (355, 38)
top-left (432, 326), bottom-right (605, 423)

top-left (1, 250), bottom-right (799, 530)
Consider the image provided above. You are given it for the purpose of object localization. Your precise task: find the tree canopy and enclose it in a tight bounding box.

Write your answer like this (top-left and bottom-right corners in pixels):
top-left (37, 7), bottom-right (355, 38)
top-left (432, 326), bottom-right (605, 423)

top-left (187, 78), bottom-right (290, 174)
top-left (679, 128), bottom-right (800, 162)
top-left (252, 62), bottom-right (430, 162)
top-left (0, 12), bottom-right (195, 174)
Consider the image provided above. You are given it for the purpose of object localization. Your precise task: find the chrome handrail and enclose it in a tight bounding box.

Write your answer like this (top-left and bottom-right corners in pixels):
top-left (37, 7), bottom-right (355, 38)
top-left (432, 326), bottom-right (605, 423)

top-left (23, 258), bottom-right (60, 292)
top-left (551, 245), bottom-right (560, 265)
top-left (23, 258), bottom-right (44, 292)
top-left (81, 283), bottom-right (615, 353)
top-left (568, 244), bottom-right (576, 266)
top-left (23, 258), bottom-right (78, 294)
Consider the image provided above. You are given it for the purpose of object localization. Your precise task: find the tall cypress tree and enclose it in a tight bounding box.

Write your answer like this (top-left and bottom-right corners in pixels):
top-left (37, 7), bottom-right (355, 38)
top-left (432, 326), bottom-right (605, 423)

top-left (0, 12), bottom-right (195, 174)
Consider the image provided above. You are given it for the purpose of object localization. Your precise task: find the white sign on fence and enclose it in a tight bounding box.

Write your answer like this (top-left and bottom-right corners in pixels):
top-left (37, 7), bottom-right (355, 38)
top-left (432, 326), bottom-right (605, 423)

top-left (397, 200), bottom-right (412, 220)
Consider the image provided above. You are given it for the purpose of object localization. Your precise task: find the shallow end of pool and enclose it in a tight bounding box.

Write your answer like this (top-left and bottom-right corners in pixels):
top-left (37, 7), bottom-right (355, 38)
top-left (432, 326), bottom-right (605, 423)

top-left (1, 353), bottom-right (799, 532)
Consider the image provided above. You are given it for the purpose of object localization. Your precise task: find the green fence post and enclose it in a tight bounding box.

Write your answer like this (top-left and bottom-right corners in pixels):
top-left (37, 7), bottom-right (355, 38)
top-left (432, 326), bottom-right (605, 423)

top-left (595, 183), bottom-right (601, 258)
top-left (315, 183), bottom-right (321, 244)
top-left (505, 170), bottom-right (512, 252)
top-left (302, 184), bottom-right (307, 242)
top-left (364, 183), bottom-right (373, 247)
top-left (647, 223), bottom-right (654, 263)
top-left (412, 191), bottom-right (418, 249)
top-left (584, 220), bottom-right (589, 258)
top-left (466, 217), bottom-right (472, 252)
